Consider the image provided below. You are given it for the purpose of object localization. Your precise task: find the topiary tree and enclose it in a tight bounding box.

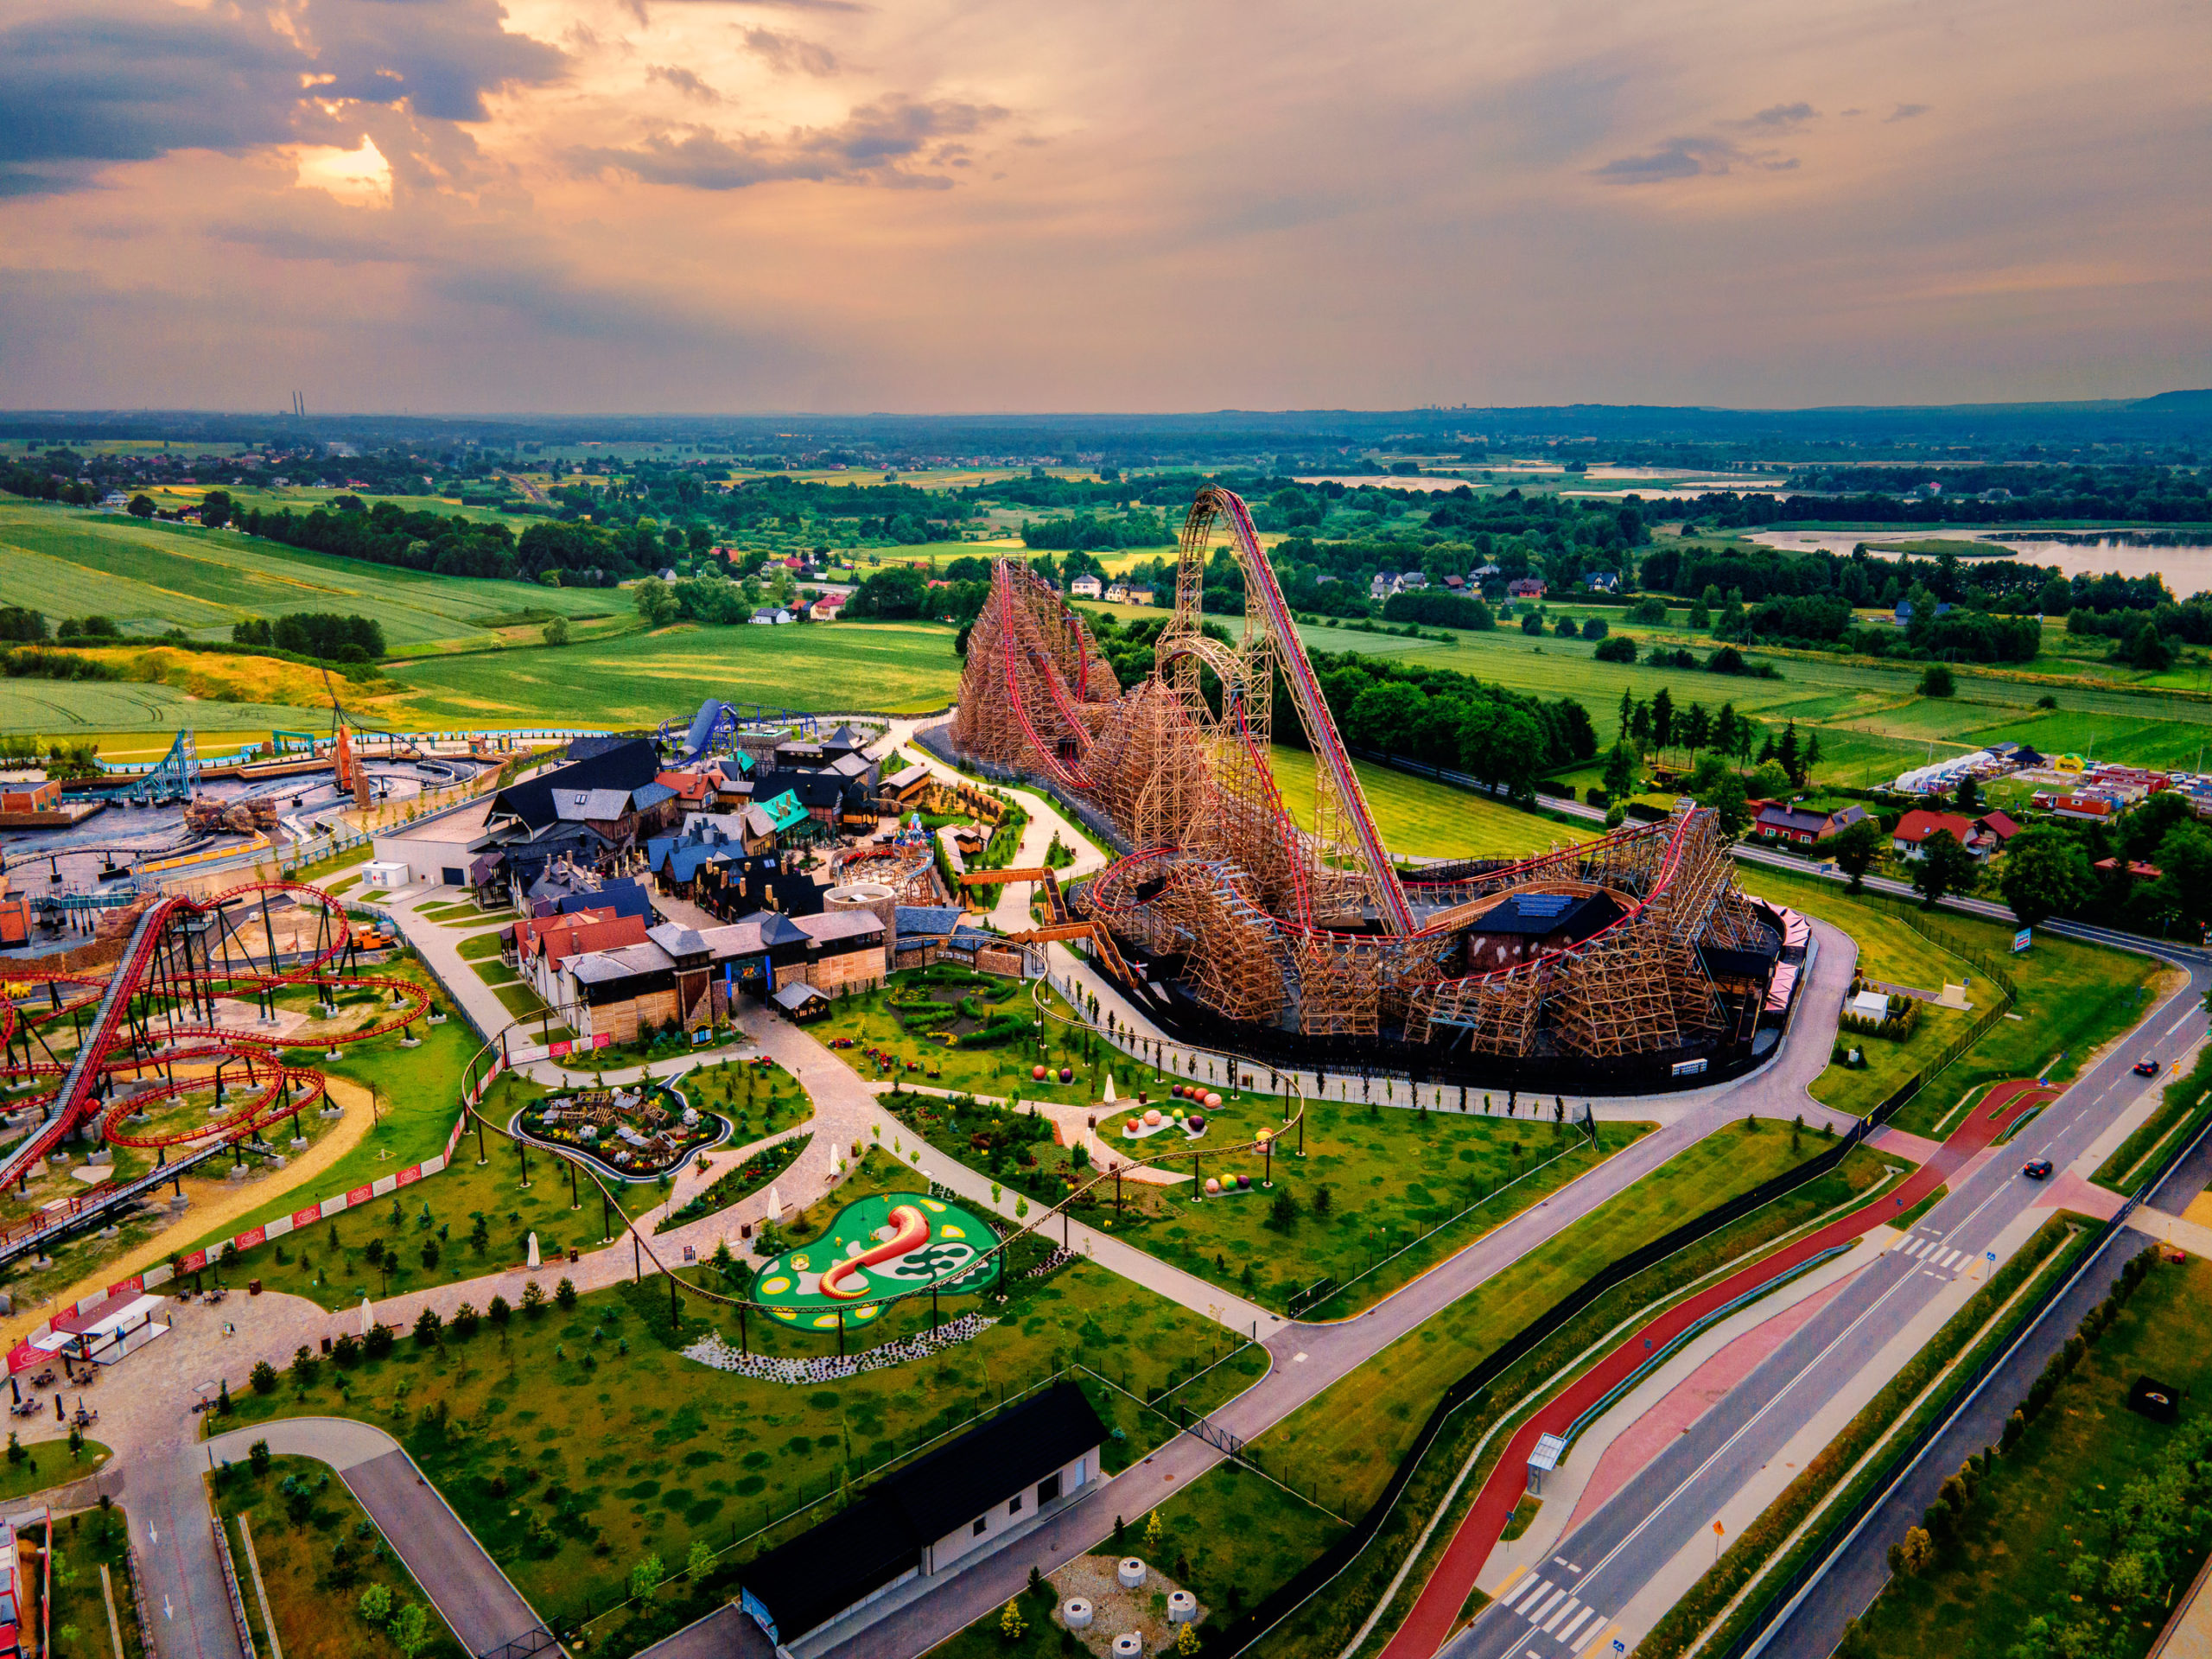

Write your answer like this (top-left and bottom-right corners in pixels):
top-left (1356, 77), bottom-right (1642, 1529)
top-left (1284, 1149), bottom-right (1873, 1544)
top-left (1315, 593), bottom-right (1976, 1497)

top-left (998, 1599), bottom-right (1026, 1642)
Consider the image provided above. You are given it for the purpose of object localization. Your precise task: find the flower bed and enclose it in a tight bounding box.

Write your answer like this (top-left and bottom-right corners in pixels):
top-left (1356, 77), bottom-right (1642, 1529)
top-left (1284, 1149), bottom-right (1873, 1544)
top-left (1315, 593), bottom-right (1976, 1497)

top-left (512, 1078), bottom-right (725, 1181)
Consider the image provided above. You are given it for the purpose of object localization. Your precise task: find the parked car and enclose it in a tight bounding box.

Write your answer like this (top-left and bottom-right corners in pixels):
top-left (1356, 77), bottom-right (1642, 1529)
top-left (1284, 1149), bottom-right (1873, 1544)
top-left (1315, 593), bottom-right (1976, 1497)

top-left (2134, 1058), bottom-right (2161, 1077)
top-left (2023, 1157), bottom-right (2054, 1179)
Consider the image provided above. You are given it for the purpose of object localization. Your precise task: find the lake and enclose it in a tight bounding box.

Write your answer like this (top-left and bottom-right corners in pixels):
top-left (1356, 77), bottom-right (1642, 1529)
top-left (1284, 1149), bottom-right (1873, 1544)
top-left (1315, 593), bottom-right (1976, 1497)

top-left (1745, 529), bottom-right (2212, 593)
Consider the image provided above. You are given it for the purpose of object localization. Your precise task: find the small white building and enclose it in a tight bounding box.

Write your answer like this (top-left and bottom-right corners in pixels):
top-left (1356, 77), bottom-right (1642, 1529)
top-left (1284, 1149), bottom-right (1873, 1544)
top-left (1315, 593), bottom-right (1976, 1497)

top-left (1069, 575), bottom-right (1103, 600)
top-left (740, 1382), bottom-right (1107, 1652)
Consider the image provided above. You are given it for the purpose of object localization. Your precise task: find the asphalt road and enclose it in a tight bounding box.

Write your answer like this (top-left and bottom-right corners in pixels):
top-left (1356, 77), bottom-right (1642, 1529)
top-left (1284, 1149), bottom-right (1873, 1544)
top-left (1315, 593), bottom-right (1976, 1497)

top-left (810, 918), bottom-right (1862, 1659)
top-left (1757, 1114), bottom-right (2212, 1658)
top-left (1442, 940), bottom-right (2212, 1659)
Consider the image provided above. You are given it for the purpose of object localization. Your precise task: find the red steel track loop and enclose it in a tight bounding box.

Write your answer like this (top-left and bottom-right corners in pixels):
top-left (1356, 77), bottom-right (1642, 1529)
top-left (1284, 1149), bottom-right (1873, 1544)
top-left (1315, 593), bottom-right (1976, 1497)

top-left (0, 880), bottom-right (427, 1181)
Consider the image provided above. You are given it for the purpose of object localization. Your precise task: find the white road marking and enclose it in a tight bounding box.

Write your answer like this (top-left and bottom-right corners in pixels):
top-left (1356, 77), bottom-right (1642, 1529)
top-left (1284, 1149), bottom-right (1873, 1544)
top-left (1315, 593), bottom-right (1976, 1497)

top-left (1529, 1586), bottom-right (1567, 1622)
top-left (2169, 1011), bottom-right (2196, 1036)
top-left (1559, 1607), bottom-right (1597, 1643)
top-left (1505, 1576), bottom-right (1550, 1612)
top-left (1542, 1597), bottom-right (1581, 1635)
top-left (163, 1596), bottom-right (173, 1620)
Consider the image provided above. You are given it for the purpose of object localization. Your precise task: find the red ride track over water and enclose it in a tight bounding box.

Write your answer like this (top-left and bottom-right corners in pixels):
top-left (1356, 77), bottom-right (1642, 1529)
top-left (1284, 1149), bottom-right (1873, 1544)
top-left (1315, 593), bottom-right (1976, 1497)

top-left (1376, 1079), bottom-right (2055, 1659)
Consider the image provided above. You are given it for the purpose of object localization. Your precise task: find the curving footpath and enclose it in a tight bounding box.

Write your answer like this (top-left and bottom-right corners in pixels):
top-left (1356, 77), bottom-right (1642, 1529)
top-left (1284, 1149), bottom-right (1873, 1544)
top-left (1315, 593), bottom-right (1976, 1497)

top-left (1377, 1079), bottom-right (2055, 1659)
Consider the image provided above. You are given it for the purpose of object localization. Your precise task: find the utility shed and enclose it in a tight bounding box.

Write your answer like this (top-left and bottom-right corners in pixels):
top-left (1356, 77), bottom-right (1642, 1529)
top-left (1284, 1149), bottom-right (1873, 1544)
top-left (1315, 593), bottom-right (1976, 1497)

top-left (740, 1382), bottom-right (1108, 1649)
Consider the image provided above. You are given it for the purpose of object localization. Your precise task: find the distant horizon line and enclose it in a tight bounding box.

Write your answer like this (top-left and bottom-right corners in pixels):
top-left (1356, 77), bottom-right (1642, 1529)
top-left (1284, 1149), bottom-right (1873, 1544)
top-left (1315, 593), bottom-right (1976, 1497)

top-left (1, 391), bottom-right (2208, 423)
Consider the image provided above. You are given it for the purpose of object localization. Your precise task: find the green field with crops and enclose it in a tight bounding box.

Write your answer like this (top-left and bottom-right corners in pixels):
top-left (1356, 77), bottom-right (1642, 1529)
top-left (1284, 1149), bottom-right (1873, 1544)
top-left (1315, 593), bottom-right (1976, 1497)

top-left (0, 500), bottom-right (630, 651)
top-left (384, 619), bottom-right (964, 727)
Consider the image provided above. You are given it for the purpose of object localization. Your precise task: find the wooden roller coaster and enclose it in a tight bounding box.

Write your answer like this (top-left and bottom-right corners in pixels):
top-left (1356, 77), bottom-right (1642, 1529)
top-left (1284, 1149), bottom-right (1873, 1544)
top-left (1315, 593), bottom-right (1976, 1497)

top-left (949, 487), bottom-right (1784, 1072)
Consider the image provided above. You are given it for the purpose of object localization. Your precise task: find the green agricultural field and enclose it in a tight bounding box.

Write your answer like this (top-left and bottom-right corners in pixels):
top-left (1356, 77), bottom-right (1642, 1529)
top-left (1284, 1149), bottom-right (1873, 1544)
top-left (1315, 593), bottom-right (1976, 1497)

top-left (384, 619), bottom-right (963, 727)
top-left (0, 500), bottom-right (626, 652)
top-left (1266, 744), bottom-right (1594, 861)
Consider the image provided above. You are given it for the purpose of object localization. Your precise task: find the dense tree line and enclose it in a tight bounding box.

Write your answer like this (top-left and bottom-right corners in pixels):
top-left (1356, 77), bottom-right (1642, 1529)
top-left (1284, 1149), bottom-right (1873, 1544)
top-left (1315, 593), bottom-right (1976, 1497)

top-left (1019, 511), bottom-right (1172, 550)
top-left (232, 613), bottom-right (386, 660)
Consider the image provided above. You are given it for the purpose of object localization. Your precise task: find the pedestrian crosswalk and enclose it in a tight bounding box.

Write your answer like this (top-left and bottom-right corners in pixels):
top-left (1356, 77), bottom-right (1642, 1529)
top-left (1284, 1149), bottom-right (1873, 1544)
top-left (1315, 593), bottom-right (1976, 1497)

top-left (1489, 1567), bottom-right (1622, 1653)
top-left (1896, 1234), bottom-right (1967, 1270)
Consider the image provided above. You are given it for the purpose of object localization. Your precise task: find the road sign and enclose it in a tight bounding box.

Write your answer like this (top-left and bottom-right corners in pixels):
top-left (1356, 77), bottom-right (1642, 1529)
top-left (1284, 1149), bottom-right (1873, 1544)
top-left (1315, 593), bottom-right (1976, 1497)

top-left (1987, 1249), bottom-right (1997, 1262)
top-left (2013, 927), bottom-right (2032, 953)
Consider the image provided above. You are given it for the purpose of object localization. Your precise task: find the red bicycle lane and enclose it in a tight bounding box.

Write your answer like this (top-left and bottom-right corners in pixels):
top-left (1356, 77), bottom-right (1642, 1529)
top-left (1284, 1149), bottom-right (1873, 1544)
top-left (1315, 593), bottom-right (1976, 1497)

top-left (1377, 1079), bottom-right (2053, 1659)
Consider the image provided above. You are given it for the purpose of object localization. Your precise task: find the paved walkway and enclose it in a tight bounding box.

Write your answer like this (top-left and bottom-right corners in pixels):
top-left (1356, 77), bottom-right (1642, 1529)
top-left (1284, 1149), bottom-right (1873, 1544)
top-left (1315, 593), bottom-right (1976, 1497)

top-left (208, 1419), bottom-right (543, 1655)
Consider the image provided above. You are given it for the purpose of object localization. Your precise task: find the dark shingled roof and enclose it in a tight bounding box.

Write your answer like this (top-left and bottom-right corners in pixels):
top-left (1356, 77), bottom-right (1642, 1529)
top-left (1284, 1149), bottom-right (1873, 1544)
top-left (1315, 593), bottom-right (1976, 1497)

top-left (741, 1383), bottom-right (1106, 1643)
top-left (1476, 890), bottom-right (1621, 939)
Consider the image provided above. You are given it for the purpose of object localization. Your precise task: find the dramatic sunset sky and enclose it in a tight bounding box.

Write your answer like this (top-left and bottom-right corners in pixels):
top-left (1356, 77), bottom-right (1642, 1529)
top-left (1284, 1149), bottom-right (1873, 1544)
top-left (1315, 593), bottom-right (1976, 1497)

top-left (2, 0), bottom-right (2206, 412)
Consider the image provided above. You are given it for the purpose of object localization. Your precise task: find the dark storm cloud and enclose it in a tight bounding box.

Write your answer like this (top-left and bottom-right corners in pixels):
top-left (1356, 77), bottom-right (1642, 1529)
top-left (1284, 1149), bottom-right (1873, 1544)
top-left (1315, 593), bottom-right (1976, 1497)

top-left (575, 94), bottom-right (1004, 189)
top-left (0, 0), bottom-right (563, 195)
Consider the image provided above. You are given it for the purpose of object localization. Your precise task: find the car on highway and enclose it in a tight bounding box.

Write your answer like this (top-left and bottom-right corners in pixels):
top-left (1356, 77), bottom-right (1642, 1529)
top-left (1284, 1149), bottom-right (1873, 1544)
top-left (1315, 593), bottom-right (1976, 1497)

top-left (2135, 1058), bottom-right (2161, 1077)
top-left (2023, 1157), bottom-right (2055, 1179)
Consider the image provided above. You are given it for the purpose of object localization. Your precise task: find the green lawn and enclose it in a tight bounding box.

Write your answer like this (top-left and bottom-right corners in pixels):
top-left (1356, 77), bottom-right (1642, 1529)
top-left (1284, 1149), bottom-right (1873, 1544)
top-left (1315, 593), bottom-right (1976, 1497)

top-left (1266, 744), bottom-right (1596, 861)
top-left (884, 1086), bottom-right (1648, 1315)
top-left (384, 618), bottom-right (963, 728)
top-left (0, 1437), bottom-right (112, 1502)
top-left (817, 970), bottom-right (1128, 1109)
top-left (931, 1460), bottom-right (1346, 1659)
top-left (214, 1180), bottom-right (1269, 1658)
top-left (1735, 865), bottom-right (2165, 1133)
top-left (212, 1453), bottom-right (467, 1659)
top-left (1845, 1253), bottom-right (2212, 1659)
top-left (1252, 1117), bottom-right (1843, 1513)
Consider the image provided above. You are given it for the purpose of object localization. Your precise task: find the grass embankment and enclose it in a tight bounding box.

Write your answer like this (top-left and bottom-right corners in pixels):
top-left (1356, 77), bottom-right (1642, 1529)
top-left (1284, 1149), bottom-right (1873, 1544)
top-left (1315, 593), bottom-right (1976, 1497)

top-left (1254, 1118), bottom-right (1843, 1517)
top-left (886, 1084), bottom-right (1646, 1315)
top-left (1262, 1140), bottom-right (1897, 1659)
top-left (212, 1167), bottom-right (1266, 1658)
top-left (1737, 864), bottom-right (2164, 1131)
top-left (1840, 1248), bottom-right (2204, 1659)
top-left (213, 1452), bottom-right (467, 1659)
top-left (1641, 1214), bottom-right (2091, 1658)
top-left (2094, 1043), bottom-right (2212, 1193)
top-left (25, 1504), bottom-right (148, 1659)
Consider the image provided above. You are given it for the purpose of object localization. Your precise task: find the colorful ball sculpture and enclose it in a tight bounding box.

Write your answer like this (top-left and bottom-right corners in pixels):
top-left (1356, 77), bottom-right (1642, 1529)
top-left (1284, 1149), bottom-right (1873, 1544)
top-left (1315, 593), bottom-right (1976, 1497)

top-left (1144, 1108), bottom-right (1161, 1126)
top-left (1204, 1176), bottom-right (1221, 1195)
top-left (1033, 1065), bottom-right (1047, 1081)
top-left (1058, 1066), bottom-right (1074, 1084)
top-left (1125, 1119), bottom-right (1139, 1135)
top-left (1236, 1173), bottom-right (1251, 1190)
top-left (1188, 1111), bottom-right (1205, 1132)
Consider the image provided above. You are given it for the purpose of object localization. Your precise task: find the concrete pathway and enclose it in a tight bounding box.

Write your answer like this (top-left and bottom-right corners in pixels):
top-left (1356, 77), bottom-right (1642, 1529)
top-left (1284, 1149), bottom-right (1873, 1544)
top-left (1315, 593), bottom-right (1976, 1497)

top-left (208, 1418), bottom-right (544, 1656)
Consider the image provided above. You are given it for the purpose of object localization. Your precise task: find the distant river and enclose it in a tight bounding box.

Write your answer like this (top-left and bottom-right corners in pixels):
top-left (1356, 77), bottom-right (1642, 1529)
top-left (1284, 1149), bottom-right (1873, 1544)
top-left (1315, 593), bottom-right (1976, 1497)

top-left (1746, 528), bottom-right (2212, 591)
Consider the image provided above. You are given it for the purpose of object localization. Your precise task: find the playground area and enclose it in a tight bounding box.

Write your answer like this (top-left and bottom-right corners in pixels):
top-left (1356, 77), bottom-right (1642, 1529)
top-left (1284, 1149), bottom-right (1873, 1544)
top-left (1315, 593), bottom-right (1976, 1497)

top-left (511, 1077), bottom-right (726, 1180)
top-left (753, 1191), bottom-right (1002, 1328)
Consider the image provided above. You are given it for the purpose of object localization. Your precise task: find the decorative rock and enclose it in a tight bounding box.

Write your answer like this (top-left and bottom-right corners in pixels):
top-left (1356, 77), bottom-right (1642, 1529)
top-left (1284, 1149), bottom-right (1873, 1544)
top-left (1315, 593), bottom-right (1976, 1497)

top-left (1111, 1635), bottom-right (1143, 1658)
top-left (1167, 1591), bottom-right (1198, 1624)
top-left (1062, 1598), bottom-right (1094, 1631)
top-left (1117, 1557), bottom-right (1147, 1590)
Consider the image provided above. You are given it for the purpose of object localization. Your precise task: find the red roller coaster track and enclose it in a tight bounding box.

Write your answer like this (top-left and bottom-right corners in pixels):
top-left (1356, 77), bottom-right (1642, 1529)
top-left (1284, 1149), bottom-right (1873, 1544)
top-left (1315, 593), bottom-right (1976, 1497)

top-left (0, 881), bottom-right (429, 1196)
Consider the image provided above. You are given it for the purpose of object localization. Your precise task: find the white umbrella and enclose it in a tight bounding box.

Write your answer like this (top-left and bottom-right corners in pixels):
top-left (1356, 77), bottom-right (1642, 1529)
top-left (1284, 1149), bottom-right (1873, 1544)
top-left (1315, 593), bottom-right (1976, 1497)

top-left (526, 1231), bottom-right (541, 1269)
top-left (1103, 1073), bottom-right (1117, 1104)
top-left (359, 1295), bottom-right (373, 1337)
top-left (766, 1184), bottom-right (783, 1218)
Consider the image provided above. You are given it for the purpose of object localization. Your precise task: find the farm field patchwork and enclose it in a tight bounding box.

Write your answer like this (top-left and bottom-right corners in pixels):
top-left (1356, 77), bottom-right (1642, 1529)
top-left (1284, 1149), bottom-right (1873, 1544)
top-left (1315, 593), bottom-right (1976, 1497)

top-left (383, 619), bottom-right (963, 726)
top-left (0, 500), bottom-right (627, 651)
